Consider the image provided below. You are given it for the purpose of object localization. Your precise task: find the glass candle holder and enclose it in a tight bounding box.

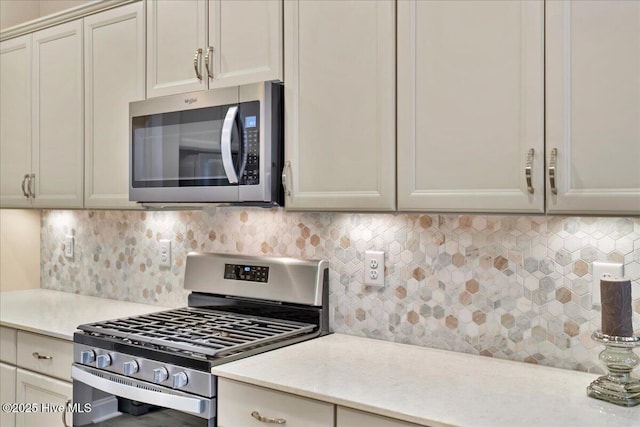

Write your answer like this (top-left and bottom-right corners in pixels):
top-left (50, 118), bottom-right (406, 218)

top-left (587, 331), bottom-right (640, 407)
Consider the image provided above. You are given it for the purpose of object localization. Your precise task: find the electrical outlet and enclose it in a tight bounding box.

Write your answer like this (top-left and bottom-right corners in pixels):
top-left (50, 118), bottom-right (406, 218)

top-left (64, 236), bottom-right (74, 259)
top-left (159, 239), bottom-right (171, 268)
top-left (592, 261), bottom-right (624, 306)
top-left (365, 250), bottom-right (385, 287)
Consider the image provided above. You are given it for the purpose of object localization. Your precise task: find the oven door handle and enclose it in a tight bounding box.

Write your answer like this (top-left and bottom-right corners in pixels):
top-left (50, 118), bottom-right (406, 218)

top-left (221, 105), bottom-right (240, 184)
top-left (71, 366), bottom-right (206, 415)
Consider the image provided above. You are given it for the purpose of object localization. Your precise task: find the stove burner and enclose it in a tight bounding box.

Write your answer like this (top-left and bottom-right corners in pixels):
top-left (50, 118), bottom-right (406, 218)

top-left (78, 307), bottom-right (316, 359)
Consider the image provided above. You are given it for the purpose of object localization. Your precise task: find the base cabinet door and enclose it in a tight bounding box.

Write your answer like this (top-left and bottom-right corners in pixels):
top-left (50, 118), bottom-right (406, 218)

top-left (15, 369), bottom-right (71, 427)
top-left (545, 0), bottom-right (640, 214)
top-left (337, 407), bottom-right (424, 427)
top-left (397, 0), bottom-right (544, 213)
top-left (217, 378), bottom-right (334, 427)
top-left (84, 2), bottom-right (145, 209)
top-left (283, 0), bottom-right (396, 211)
top-left (0, 363), bottom-right (17, 427)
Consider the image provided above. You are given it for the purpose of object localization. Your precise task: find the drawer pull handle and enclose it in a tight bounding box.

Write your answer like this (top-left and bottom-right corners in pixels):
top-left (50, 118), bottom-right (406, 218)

top-left (32, 352), bottom-right (53, 360)
top-left (251, 410), bottom-right (286, 424)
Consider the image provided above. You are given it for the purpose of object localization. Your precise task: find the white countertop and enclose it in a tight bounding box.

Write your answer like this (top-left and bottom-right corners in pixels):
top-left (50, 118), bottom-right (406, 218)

top-left (0, 289), bottom-right (161, 340)
top-left (212, 333), bottom-right (640, 427)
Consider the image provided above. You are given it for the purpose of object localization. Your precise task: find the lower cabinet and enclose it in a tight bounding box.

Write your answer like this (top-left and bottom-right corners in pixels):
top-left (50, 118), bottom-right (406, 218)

top-left (0, 363), bottom-right (17, 427)
top-left (337, 406), bottom-right (424, 427)
top-left (0, 327), bottom-right (73, 427)
top-left (217, 378), bottom-right (334, 427)
top-left (16, 369), bottom-right (72, 427)
top-left (218, 378), bottom-right (428, 427)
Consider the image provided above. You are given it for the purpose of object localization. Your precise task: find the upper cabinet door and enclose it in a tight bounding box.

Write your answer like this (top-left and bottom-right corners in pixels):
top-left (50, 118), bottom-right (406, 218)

top-left (546, 1), bottom-right (640, 215)
top-left (147, 0), bottom-right (207, 98)
top-left (208, 0), bottom-right (282, 88)
top-left (398, 0), bottom-right (544, 213)
top-left (0, 34), bottom-right (32, 208)
top-left (31, 20), bottom-right (84, 209)
top-left (284, 0), bottom-right (396, 211)
top-left (84, 2), bottom-right (145, 209)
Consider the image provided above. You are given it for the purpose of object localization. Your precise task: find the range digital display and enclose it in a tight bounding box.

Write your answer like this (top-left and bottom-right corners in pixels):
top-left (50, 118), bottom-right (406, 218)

top-left (224, 263), bottom-right (269, 283)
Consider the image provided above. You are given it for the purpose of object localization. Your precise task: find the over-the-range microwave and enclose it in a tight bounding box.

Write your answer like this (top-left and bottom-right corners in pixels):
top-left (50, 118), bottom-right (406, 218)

top-left (129, 82), bottom-right (283, 207)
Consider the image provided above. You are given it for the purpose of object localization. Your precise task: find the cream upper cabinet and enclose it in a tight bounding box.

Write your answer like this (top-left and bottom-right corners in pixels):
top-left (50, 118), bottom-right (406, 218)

top-left (545, 0), bottom-right (640, 215)
top-left (147, 0), bottom-right (282, 98)
top-left (283, 0), bottom-right (396, 211)
top-left (84, 2), bottom-right (145, 209)
top-left (208, 0), bottom-right (282, 88)
top-left (0, 34), bottom-right (31, 208)
top-left (397, 0), bottom-right (544, 213)
top-left (31, 20), bottom-right (84, 208)
top-left (147, 0), bottom-right (207, 97)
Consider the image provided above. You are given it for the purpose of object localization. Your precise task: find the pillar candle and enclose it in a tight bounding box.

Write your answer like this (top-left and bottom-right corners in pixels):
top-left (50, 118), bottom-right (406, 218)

top-left (600, 278), bottom-right (634, 337)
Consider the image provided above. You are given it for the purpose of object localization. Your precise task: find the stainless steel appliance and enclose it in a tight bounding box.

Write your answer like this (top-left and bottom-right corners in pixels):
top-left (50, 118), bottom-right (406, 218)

top-left (129, 82), bottom-right (283, 206)
top-left (72, 253), bottom-right (329, 426)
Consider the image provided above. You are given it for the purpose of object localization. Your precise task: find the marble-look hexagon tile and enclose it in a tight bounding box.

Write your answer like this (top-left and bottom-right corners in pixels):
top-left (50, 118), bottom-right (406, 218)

top-left (41, 211), bottom-right (639, 375)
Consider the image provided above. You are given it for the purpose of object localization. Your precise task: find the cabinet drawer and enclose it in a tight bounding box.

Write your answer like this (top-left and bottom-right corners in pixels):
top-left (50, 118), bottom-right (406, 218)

top-left (0, 327), bottom-right (17, 364)
top-left (218, 378), bottom-right (334, 427)
top-left (338, 407), bottom-right (426, 427)
top-left (16, 332), bottom-right (72, 381)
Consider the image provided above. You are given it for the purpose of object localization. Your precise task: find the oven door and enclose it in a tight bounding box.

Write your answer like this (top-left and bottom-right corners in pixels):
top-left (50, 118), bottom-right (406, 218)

top-left (71, 365), bottom-right (215, 427)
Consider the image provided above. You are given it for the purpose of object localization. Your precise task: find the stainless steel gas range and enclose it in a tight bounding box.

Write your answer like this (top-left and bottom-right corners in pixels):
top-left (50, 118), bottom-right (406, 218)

top-left (71, 252), bottom-right (329, 426)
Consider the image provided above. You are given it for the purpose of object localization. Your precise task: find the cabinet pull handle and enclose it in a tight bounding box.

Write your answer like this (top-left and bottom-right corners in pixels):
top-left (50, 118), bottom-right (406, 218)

top-left (548, 148), bottom-right (558, 195)
top-left (62, 400), bottom-right (71, 427)
top-left (193, 48), bottom-right (203, 80)
top-left (525, 148), bottom-right (534, 194)
top-left (29, 173), bottom-right (35, 198)
top-left (21, 173), bottom-right (30, 198)
top-left (251, 410), bottom-right (286, 424)
top-left (205, 46), bottom-right (214, 79)
top-left (32, 351), bottom-right (53, 360)
top-left (281, 161), bottom-right (291, 197)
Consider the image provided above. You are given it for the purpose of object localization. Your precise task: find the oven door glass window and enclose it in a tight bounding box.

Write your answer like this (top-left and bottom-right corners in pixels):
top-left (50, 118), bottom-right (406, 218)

top-left (87, 398), bottom-right (206, 427)
top-left (131, 104), bottom-right (240, 188)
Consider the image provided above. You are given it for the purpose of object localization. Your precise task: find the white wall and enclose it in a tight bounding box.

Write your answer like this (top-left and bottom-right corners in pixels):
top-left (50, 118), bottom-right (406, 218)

top-left (1, 210), bottom-right (40, 291)
top-left (1, 0), bottom-right (89, 31)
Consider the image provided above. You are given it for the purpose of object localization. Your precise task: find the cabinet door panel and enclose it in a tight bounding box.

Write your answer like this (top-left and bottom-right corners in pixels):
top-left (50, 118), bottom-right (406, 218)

top-left (0, 363), bottom-right (16, 427)
top-left (0, 35), bottom-right (32, 208)
top-left (32, 20), bottom-right (84, 208)
top-left (546, 0), bottom-right (640, 214)
top-left (16, 368), bottom-right (71, 427)
top-left (209, 0), bottom-right (282, 87)
top-left (84, 2), bottom-right (144, 208)
top-left (147, 0), bottom-right (207, 97)
top-left (398, 0), bottom-right (544, 213)
top-left (284, 0), bottom-right (396, 210)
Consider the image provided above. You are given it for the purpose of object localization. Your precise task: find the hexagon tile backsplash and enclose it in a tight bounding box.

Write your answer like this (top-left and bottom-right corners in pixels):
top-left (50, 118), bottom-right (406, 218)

top-left (41, 209), bottom-right (640, 373)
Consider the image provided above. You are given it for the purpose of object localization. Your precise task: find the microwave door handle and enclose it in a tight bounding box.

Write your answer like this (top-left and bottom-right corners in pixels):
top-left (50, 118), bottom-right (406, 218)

top-left (221, 106), bottom-right (239, 184)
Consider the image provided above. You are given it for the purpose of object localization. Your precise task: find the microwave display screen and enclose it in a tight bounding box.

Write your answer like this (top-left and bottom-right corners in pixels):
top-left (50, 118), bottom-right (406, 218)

top-left (245, 116), bottom-right (257, 128)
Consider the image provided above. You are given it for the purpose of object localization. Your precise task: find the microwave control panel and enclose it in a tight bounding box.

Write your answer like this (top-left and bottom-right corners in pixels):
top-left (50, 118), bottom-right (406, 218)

top-left (241, 101), bottom-right (260, 185)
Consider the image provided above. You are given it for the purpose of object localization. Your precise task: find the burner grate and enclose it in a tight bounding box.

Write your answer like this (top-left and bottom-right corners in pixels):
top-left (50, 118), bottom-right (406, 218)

top-left (78, 308), bottom-right (316, 358)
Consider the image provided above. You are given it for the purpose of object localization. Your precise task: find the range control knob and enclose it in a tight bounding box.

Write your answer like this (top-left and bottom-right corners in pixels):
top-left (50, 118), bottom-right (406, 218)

top-left (123, 361), bottom-right (139, 376)
top-left (172, 372), bottom-right (188, 389)
top-left (80, 350), bottom-right (95, 365)
top-left (153, 367), bottom-right (169, 383)
top-left (96, 354), bottom-right (112, 369)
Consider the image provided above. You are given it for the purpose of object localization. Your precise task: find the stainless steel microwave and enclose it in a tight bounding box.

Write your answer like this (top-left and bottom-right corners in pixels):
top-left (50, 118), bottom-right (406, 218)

top-left (129, 82), bottom-right (283, 206)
